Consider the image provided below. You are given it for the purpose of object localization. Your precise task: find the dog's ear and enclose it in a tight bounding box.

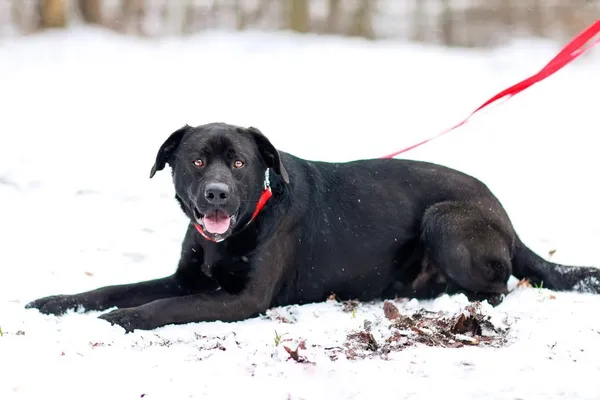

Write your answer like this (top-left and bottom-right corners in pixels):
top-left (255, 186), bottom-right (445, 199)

top-left (149, 124), bottom-right (191, 179)
top-left (246, 126), bottom-right (290, 184)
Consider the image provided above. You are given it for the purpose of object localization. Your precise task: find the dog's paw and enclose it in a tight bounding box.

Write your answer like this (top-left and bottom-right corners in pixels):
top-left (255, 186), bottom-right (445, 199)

top-left (25, 295), bottom-right (83, 316)
top-left (98, 308), bottom-right (154, 333)
top-left (484, 293), bottom-right (505, 307)
top-left (462, 291), bottom-right (506, 307)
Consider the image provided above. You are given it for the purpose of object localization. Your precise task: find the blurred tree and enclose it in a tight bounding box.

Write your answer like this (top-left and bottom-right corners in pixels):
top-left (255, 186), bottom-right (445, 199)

top-left (235, 0), bottom-right (273, 31)
top-left (439, 0), bottom-right (453, 46)
top-left (554, 0), bottom-right (598, 38)
top-left (348, 0), bottom-right (375, 39)
top-left (11, 0), bottom-right (26, 33)
top-left (496, 0), bottom-right (515, 30)
top-left (410, 0), bottom-right (427, 42)
top-left (285, 0), bottom-right (310, 33)
top-left (182, 0), bottom-right (194, 34)
top-left (3, 0), bottom-right (599, 48)
top-left (529, 0), bottom-right (545, 37)
top-left (37, 0), bottom-right (67, 29)
top-left (120, 0), bottom-right (145, 35)
top-left (235, 0), bottom-right (249, 30)
top-left (325, 0), bottom-right (341, 35)
top-left (78, 0), bottom-right (102, 25)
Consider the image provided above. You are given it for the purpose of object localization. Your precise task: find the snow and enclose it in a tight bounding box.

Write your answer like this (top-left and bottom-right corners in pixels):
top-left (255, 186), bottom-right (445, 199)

top-left (1, 27), bottom-right (600, 399)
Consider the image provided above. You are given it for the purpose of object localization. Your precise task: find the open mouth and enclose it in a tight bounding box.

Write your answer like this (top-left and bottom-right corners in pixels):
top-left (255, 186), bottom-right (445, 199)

top-left (193, 207), bottom-right (234, 235)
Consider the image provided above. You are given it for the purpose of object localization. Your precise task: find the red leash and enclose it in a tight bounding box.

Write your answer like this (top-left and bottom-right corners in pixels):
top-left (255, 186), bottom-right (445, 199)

top-left (196, 21), bottom-right (600, 242)
top-left (381, 19), bottom-right (600, 159)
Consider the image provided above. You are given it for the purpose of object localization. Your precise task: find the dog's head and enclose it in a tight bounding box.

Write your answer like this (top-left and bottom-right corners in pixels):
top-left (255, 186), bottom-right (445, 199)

top-left (149, 122), bottom-right (289, 242)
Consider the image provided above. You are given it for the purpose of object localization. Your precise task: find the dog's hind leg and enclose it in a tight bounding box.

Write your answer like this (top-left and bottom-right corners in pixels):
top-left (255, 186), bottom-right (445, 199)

top-left (511, 236), bottom-right (600, 293)
top-left (419, 201), bottom-right (513, 304)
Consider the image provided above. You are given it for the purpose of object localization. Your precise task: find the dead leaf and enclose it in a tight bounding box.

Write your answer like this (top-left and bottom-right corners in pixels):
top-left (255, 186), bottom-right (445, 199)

top-left (283, 345), bottom-right (296, 359)
top-left (393, 314), bottom-right (417, 330)
top-left (383, 301), bottom-right (401, 320)
top-left (342, 300), bottom-right (359, 313)
top-left (451, 312), bottom-right (482, 336)
top-left (283, 343), bottom-right (310, 363)
top-left (517, 278), bottom-right (532, 288)
top-left (337, 301), bottom-right (510, 360)
top-left (464, 304), bottom-right (477, 315)
top-left (347, 331), bottom-right (379, 351)
top-left (410, 326), bottom-right (425, 335)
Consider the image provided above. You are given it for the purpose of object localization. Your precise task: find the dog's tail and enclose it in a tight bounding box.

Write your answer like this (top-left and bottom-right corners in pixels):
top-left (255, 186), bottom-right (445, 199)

top-left (512, 235), bottom-right (600, 293)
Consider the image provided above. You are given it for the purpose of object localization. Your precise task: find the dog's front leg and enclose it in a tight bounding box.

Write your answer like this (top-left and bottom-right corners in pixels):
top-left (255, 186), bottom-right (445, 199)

top-left (99, 250), bottom-right (284, 332)
top-left (25, 273), bottom-right (217, 316)
top-left (26, 226), bottom-right (214, 316)
top-left (98, 287), bottom-right (272, 332)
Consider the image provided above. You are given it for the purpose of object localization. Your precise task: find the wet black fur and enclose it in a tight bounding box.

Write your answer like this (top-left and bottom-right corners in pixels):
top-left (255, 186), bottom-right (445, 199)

top-left (26, 122), bottom-right (600, 332)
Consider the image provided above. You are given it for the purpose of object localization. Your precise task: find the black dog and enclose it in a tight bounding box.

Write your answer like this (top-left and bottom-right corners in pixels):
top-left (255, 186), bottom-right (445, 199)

top-left (26, 122), bottom-right (600, 332)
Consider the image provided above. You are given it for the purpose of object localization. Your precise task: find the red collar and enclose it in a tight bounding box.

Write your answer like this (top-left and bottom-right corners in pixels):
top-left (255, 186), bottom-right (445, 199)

top-left (194, 169), bottom-right (273, 242)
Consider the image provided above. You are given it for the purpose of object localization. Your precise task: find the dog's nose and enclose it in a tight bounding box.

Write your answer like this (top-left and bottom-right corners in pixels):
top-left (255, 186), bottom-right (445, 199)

top-left (204, 182), bottom-right (230, 205)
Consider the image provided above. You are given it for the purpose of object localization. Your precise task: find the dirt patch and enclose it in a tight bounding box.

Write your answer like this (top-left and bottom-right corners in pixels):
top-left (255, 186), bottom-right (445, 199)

top-left (335, 300), bottom-right (510, 360)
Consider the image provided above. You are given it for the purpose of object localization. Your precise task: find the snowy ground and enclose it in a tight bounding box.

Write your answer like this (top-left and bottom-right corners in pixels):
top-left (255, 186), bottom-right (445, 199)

top-left (1, 27), bottom-right (600, 400)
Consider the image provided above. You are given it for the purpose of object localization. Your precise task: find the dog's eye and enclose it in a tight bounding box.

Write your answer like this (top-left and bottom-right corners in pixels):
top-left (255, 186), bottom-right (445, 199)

top-left (233, 160), bottom-right (245, 169)
top-left (193, 159), bottom-right (205, 168)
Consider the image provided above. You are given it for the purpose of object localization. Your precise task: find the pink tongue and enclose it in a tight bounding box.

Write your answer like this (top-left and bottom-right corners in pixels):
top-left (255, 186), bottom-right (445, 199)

top-left (203, 214), bottom-right (231, 234)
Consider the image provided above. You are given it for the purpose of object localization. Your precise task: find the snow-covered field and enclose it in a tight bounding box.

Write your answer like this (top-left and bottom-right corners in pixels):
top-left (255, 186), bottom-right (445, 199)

top-left (1, 27), bottom-right (600, 400)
